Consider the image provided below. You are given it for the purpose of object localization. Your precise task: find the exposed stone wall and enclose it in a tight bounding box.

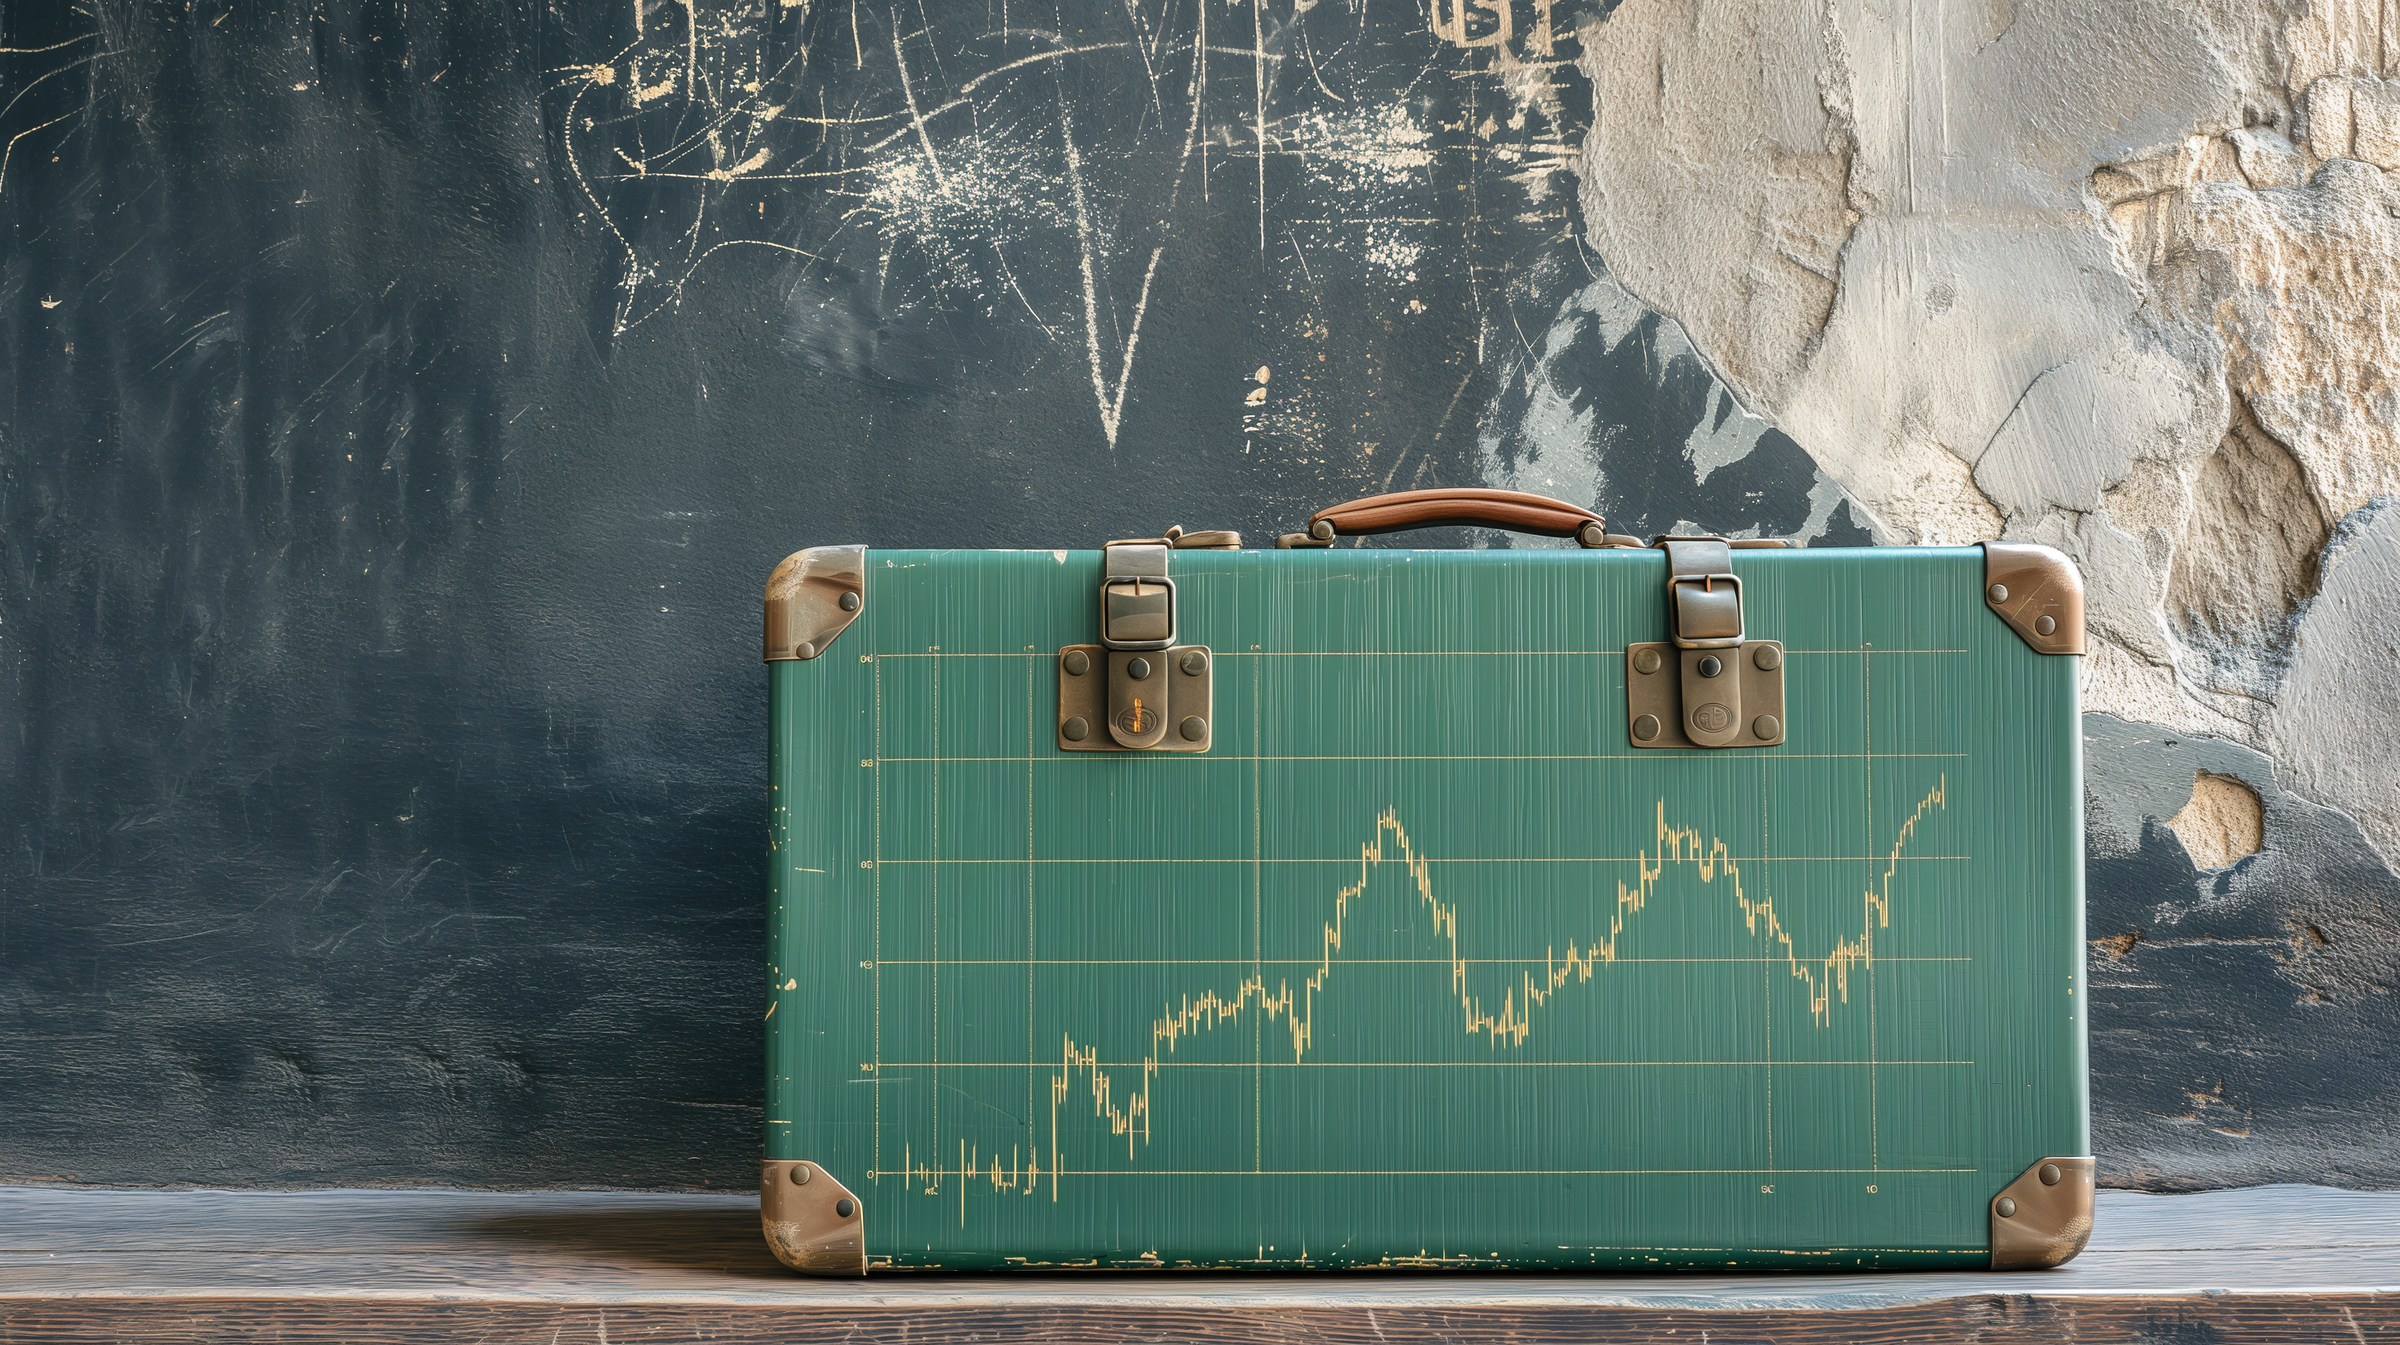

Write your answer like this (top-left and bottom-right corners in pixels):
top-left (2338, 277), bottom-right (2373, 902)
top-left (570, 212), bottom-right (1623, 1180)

top-left (1578, 0), bottom-right (2400, 1186)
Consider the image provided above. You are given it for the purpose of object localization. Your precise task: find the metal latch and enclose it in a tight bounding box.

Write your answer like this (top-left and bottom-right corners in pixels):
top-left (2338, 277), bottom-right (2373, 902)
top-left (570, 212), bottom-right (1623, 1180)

top-left (1060, 535), bottom-right (1220, 752)
top-left (1627, 537), bottom-right (1787, 749)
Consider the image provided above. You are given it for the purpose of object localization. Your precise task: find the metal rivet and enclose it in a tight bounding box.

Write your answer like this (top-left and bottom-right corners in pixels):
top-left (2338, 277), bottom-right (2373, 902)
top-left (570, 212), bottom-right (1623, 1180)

top-left (1127, 657), bottom-right (1152, 680)
top-left (791, 1165), bottom-right (812, 1185)
top-left (1062, 716), bottom-right (1089, 741)
top-left (1062, 650), bottom-right (1090, 676)
top-left (794, 642), bottom-right (815, 660)
top-left (1753, 715), bottom-right (1780, 740)
top-left (839, 591), bottom-right (860, 612)
top-left (1698, 655), bottom-right (1723, 678)
top-left (2039, 1163), bottom-right (2062, 1186)
top-left (835, 1198), bottom-right (856, 1218)
top-left (1180, 650), bottom-right (1207, 676)
top-left (1632, 714), bottom-right (1660, 742)
top-left (2034, 614), bottom-right (2057, 636)
top-left (1995, 1197), bottom-right (2017, 1218)
top-left (1632, 648), bottom-right (1663, 675)
top-left (1311, 518), bottom-right (1336, 541)
top-left (1988, 583), bottom-right (2010, 604)
top-left (1179, 716), bottom-right (1207, 742)
top-left (1753, 645), bottom-right (1781, 670)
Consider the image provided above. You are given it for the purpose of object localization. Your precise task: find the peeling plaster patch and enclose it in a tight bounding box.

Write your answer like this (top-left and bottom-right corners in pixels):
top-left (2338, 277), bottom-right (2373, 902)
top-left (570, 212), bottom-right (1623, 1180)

top-left (2271, 498), bottom-right (2400, 871)
top-left (1476, 273), bottom-right (1873, 543)
top-left (2156, 408), bottom-right (2328, 696)
top-left (1575, 0), bottom-right (1853, 402)
top-left (1574, 0), bottom-right (2400, 868)
top-left (2168, 771), bottom-right (2265, 870)
top-left (2084, 715), bottom-right (2400, 1188)
top-left (1685, 384), bottom-right (1772, 482)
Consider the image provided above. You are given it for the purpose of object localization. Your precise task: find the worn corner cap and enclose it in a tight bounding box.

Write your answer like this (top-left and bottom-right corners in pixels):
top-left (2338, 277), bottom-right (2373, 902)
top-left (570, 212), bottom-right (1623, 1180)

top-left (1991, 1156), bottom-right (2096, 1270)
top-left (765, 545), bottom-right (866, 663)
top-left (760, 1160), bottom-right (867, 1276)
top-left (1981, 541), bottom-right (2085, 655)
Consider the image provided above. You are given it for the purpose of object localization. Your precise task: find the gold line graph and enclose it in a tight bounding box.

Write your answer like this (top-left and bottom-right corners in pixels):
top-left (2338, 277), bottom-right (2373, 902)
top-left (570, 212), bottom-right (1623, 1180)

top-left (889, 777), bottom-right (1950, 1200)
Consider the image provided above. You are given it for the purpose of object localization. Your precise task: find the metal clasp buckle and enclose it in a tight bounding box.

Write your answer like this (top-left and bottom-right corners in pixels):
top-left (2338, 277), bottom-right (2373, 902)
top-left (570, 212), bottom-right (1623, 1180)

top-left (1062, 540), bottom-right (1212, 753)
top-left (1099, 541), bottom-right (1176, 650)
top-left (1667, 572), bottom-right (1744, 649)
top-left (1100, 576), bottom-right (1176, 650)
top-left (1628, 536), bottom-right (1785, 750)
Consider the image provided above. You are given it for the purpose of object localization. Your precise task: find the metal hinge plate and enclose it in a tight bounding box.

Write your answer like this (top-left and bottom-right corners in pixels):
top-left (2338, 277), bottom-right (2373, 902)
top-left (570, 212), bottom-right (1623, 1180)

top-left (1626, 641), bottom-right (1787, 748)
top-left (1057, 645), bottom-right (1213, 751)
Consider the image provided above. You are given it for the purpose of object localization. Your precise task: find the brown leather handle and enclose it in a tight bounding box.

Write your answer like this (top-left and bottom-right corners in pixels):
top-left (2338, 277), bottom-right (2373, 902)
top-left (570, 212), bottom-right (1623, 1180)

top-left (1302, 488), bottom-right (1604, 544)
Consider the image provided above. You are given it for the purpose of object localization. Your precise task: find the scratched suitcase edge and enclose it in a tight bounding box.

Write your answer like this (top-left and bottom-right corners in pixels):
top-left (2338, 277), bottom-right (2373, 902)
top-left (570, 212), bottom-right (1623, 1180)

top-left (766, 547), bottom-right (2086, 1271)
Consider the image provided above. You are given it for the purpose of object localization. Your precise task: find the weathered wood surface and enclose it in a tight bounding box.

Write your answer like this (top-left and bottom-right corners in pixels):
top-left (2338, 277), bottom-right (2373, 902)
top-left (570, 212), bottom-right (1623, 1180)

top-left (3, 1185), bottom-right (2396, 1340)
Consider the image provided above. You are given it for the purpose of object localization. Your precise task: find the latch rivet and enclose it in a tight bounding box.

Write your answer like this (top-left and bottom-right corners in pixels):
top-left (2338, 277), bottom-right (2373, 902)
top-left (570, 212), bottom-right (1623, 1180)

top-left (791, 1165), bottom-right (812, 1185)
top-left (2034, 615), bottom-right (2057, 636)
top-left (1179, 716), bottom-right (1207, 741)
top-left (1180, 650), bottom-right (1208, 676)
top-left (1698, 655), bottom-right (1723, 678)
top-left (2039, 1163), bottom-right (2062, 1185)
top-left (836, 1199), bottom-right (856, 1218)
top-left (1063, 650), bottom-right (1090, 676)
top-left (1753, 645), bottom-right (1781, 670)
top-left (1632, 714), bottom-right (1661, 742)
top-left (1128, 657), bottom-right (1152, 680)
top-left (1062, 716), bottom-right (1090, 741)
top-left (1995, 1197), bottom-right (2018, 1218)
top-left (838, 591), bottom-right (860, 612)
top-left (1633, 648), bottom-right (1663, 675)
top-left (1754, 715), bottom-right (1780, 739)
top-left (1988, 583), bottom-right (2010, 604)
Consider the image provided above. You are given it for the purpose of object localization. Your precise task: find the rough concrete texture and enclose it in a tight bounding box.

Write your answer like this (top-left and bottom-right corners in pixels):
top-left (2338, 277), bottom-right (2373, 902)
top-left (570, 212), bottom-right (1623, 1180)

top-left (1577, 0), bottom-right (2400, 867)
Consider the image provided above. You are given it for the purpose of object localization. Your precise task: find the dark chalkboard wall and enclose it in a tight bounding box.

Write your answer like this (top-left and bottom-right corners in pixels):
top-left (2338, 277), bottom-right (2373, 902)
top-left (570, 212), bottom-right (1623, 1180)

top-left (11, 0), bottom-right (2383, 1193)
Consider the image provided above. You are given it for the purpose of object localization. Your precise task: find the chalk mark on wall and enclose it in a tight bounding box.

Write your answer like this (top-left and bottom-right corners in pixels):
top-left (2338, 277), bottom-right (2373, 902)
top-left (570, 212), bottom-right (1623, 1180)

top-left (544, 0), bottom-right (1593, 453)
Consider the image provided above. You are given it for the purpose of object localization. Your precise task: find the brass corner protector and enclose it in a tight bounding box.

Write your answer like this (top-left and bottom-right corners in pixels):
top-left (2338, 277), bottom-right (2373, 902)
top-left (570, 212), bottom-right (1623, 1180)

top-left (1990, 1156), bottom-right (2095, 1270)
top-left (1981, 542), bottom-right (2084, 655)
top-left (761, 1159), bottom-right (866, 1276)
top-left (765, 546), bottom-right (866, 663)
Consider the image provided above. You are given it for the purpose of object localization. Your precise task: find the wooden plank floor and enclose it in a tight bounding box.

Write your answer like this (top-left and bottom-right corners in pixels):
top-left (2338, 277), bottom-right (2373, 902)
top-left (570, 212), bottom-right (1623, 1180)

top-left (4, 1184), bottom-right (2396, 1341)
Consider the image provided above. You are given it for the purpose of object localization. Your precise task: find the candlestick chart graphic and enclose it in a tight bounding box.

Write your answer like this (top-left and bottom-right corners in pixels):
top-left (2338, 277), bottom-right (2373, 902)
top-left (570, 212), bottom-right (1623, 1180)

top-left (1030, 779), bottom-right (1949, 1171)
top-left (847, 647), bottom-right (1972, 1217)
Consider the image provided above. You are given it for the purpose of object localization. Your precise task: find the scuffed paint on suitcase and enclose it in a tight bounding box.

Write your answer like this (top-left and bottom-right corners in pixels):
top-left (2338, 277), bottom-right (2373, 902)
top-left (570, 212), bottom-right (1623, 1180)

top-left (762, 539), bottom-right (2088, 1272)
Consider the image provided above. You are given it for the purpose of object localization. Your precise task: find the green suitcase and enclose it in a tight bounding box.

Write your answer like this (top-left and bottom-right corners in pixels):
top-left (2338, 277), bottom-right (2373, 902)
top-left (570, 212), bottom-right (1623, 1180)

top-left (759, 489), bottom-right (2090, 1274)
